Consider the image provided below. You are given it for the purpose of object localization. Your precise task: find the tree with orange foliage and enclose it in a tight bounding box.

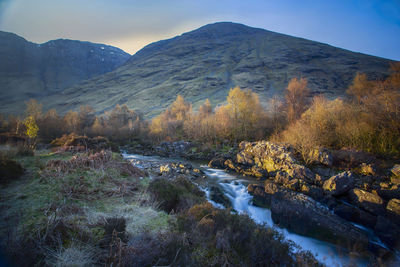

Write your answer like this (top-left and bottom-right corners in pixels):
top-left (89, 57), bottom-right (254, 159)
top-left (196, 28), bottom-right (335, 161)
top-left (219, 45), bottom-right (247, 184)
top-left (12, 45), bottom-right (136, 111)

top-left (346, 73), bottom-right (372, 104)
top-left (226, 87), bottom-right (264, 141)
top-left (150, 95), bottom-right (192, 140)
top-left (285, 78), bottom-right (309, 124)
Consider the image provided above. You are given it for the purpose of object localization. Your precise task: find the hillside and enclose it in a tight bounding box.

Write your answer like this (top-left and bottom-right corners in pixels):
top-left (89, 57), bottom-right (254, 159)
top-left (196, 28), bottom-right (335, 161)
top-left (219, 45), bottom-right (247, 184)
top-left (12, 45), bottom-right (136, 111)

top-left (46, 22), bottom-right (393, 117)
top-left (0, 31), bottom-right (130, 114)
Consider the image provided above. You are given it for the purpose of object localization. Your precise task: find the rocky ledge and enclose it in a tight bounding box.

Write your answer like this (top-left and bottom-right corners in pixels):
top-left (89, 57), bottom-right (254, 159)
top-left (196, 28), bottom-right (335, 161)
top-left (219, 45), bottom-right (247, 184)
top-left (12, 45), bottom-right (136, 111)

top-left (209, 141), bottom-right (400, 255)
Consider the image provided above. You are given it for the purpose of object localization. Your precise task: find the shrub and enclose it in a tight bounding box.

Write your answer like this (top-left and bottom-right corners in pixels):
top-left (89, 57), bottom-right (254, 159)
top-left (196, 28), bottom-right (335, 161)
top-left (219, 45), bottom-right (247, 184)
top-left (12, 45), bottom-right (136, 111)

top-left (0, 156), bottom-right (24, 185)
top-left (175, 203), bottom-right (321, 266)
top-left (148, 177), bottom-right (205, 213)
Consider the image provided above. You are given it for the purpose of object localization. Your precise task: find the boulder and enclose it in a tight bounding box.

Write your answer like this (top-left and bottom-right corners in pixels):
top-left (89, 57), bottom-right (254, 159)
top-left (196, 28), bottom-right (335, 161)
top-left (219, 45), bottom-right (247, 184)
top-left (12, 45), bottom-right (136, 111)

top-left (240, 165), bottom-right (268, 179)
top-left (334, 204), bottom-right (377, 229)
top-left (376, 185), bottom-right (400, 200)
top-left (208, 157), bottom-right (228, 169)
top-left (286, 164), bottom-right (315, 184)
top-left (264, 181), bottom-right (281, 195)
top-left (323, 171), bottom-right (354, 196)
top-left (236, 141), bottom-right (316, 183)
top-left (236, 141), bottom-right (297, 172)
top-left (331, 149), bottom-right (376, 169)
top-left (209, 186), bottom-right (231, 208)
top-left (270, 190), bottom-right (369, 246)
top-left (386, 198), bottom-right (400, 225)
top-left (349, 189), bottom-right (385, 216)
top-left (391, 176), bottom-right (400, 185)
top-left (301, 185), bottom-right (324, 201)
top-left (359, 163), bottom-right (376, 176)
top-left (391, 164), bottom-right (400, 177)
top-left (156, 141), bottom-right (192, 156)
top-left (247, 184), bottom-right (271, 207)
top-left (308, 147), bottom-right (333, 166)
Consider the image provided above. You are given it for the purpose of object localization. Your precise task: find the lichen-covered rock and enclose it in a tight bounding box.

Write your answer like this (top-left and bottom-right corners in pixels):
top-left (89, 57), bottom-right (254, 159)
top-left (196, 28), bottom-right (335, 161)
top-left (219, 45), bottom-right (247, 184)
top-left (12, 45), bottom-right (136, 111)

top-left (322, 171), bottom-right (354, 196)
top-left (208, 157), bottom-right (228, 169)
top-left (158, 162), bottom-right (204, 179)
top-left (236, 141), bottom-right (315, 182)
top-left (286, 164), bottom-right (315, 184)
top-left (386, 198), bottom-right (400, 225)
top-left (391, 164), bottom-right (400, 177)
top-left (264, 181), bottom-right (281, 195)
top-left (236, 141), bottom-right (297, 172)
top-left (308, 148), bottom-right (333, 166)
top-left (349, 189), bottom-right (385, 216)
top-left (359, 163), bottom-right (376, 176)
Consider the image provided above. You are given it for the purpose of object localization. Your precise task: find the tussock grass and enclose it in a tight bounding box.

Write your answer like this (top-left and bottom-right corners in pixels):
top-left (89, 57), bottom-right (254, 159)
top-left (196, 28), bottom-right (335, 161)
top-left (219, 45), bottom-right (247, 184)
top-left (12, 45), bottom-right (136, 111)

top-left (0, 149), bottom-right (167, 266)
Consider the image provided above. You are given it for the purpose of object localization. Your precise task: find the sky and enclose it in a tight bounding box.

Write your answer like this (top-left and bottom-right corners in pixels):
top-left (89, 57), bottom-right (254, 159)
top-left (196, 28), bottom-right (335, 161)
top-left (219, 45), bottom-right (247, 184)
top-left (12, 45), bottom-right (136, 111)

top-left (0, 0), bottom-right (399, 60)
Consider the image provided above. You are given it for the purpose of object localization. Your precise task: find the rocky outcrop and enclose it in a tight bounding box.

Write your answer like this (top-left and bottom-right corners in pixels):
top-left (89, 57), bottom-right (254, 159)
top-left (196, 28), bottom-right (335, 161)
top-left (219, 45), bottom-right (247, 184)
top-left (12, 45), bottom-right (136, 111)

top-left (270, 190), bottom-right (369, 246)
top-left (322, 171), bottom-right (354, 196)
top-left (349, 189), bottom-right (385, 216)
top-left (236, 141), bottom-right (296, 173)
top-left (236, 141), bottom-right (316, 182)
top-left (207, 140), bottom-right (400, 252)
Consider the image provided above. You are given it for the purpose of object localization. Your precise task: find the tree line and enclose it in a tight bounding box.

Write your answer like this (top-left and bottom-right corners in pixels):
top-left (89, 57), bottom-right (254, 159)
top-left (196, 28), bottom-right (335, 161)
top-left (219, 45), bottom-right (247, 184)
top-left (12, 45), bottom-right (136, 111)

top-left (0, 62), bottom-right (399, 157)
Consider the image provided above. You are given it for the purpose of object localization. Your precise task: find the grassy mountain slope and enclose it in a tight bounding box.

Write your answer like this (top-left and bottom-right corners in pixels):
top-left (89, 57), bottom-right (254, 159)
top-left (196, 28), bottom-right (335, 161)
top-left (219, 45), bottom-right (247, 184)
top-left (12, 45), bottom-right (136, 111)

top-left (0, 31), bottom-right (130, 114)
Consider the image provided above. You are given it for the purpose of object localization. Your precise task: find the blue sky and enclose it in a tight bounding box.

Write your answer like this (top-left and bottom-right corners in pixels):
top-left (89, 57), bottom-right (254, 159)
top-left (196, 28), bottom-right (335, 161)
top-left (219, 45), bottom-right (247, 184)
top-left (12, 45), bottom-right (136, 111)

top-left (0, 0), bottom-right (399, 60)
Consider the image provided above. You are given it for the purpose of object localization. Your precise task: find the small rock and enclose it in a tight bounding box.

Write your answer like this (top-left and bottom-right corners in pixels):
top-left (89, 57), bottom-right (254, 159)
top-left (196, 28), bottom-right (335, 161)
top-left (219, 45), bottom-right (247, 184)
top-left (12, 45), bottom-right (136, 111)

top-left (159, 164), bottom-right (171, 174)
top-left (308, 147), bottom-right (333, 166)
top-left (349, 188), bottom-right (385, 216)
top-left (391, 164), bottom-right (400, 177)
top-left (264, 181), bottom-right (280, 195)
top-left (360, 163), bottom-right (375, 176)
top-left (323, 171), bottom-right (354, 196)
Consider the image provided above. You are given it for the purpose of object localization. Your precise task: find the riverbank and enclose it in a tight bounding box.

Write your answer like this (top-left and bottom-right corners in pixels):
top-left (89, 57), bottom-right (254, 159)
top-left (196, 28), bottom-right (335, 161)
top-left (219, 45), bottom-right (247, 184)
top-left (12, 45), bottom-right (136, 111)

top-left (207, 141), bottom-right (400, 262)
top-left (0, 146), bottom-right (321, 266)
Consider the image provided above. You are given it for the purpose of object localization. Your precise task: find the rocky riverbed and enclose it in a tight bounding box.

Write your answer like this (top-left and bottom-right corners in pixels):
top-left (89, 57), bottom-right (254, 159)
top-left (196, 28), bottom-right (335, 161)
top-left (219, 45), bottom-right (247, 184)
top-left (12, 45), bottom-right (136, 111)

top-left (208, 141), bottom-right (400, 258)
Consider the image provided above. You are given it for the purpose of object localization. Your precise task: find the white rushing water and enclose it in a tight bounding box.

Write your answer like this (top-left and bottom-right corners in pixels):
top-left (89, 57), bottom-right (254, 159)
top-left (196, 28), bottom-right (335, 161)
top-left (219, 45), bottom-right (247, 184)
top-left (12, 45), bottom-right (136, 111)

top-left (122, 153), bottom-right (390, 266)
top-left (201, 166), bottom-right (369, 267)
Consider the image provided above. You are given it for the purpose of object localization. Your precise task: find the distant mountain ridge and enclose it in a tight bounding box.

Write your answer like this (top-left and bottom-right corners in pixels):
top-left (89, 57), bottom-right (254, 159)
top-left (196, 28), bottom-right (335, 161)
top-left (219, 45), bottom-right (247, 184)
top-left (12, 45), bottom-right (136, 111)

top-left (0, 22), bottom-right (395, 116)
top-left (0, 31), bottom-right (130, 113)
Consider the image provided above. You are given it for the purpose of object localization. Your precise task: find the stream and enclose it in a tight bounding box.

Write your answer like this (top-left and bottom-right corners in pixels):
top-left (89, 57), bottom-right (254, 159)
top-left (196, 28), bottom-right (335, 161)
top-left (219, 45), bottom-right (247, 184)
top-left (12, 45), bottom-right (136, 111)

top-left (122, 152), bottom-right (387, 266)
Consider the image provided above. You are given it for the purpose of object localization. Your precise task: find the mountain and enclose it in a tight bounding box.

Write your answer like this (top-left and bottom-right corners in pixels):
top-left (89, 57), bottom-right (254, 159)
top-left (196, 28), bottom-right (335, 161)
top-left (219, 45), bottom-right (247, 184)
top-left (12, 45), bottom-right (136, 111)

top-left (2, 22), bottom-right (395, 116)
top-left (0, 31), bottom-right (130, 114)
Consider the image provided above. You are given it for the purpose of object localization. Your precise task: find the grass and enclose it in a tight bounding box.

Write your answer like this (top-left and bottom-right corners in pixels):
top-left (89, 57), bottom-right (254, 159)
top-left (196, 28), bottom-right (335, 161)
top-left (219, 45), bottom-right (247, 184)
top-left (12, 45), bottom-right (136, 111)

top-left (0, 145), bottom-right (322, 266)
top-left (0, 148), bottom-right (171, 266)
